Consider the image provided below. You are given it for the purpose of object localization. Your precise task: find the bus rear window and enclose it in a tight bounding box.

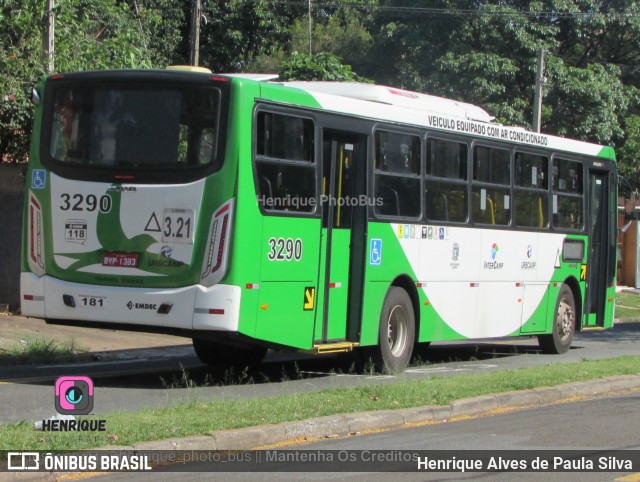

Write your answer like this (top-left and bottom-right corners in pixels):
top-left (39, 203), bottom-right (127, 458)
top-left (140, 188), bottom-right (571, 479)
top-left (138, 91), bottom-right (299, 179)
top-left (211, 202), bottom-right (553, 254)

top-left (48, 84), bottom-right (221, 168)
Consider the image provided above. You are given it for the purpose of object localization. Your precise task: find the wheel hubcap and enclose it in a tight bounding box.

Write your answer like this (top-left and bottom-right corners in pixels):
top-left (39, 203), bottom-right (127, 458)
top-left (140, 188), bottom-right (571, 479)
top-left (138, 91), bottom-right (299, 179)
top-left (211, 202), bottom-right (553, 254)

top-left (557, 297), bottom-right (574, 342)
top-left (387, 305), bottom-right (408, 357)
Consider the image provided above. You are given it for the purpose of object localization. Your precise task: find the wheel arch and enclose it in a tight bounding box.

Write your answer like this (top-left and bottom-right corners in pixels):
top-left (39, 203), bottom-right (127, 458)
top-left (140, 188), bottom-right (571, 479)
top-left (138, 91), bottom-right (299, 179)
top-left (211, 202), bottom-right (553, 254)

top-left (391, 274), bottom-right (420, 341)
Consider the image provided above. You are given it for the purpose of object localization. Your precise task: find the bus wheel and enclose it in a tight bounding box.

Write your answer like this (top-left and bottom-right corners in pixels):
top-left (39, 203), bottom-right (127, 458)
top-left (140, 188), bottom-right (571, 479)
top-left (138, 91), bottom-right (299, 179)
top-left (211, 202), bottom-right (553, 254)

top-left (192, 338), bottom-right (267, 369)
top-left (538, 284), bottom-right (576, 354)
top-left (372, 287), bottom-right (415, 373)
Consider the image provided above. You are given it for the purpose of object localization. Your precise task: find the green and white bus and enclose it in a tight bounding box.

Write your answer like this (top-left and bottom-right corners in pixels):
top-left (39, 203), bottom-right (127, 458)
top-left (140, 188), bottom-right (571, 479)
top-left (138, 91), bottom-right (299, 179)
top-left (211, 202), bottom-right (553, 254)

top-left (21, 67), bottom-right (617, 372)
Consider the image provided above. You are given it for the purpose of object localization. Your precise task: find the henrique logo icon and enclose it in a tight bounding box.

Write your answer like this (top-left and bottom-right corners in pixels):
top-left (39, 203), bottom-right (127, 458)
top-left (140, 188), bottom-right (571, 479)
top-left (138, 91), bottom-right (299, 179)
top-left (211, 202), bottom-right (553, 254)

top-left (55, 376), bottom-right (94, 415)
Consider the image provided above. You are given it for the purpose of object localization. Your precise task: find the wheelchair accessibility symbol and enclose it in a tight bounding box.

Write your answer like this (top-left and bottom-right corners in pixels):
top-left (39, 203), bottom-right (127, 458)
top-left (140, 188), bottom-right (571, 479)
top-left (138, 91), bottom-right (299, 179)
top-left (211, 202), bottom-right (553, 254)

top-left (31, 170), bottom-right (46, 189)
top-left (370, 238), bottom-right (382, 266)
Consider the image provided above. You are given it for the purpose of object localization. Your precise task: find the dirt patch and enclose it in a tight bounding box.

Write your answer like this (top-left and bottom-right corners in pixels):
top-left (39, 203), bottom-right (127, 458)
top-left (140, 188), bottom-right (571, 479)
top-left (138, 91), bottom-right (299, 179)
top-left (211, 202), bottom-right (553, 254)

top-left (0, 314), bottom-right (189, 356)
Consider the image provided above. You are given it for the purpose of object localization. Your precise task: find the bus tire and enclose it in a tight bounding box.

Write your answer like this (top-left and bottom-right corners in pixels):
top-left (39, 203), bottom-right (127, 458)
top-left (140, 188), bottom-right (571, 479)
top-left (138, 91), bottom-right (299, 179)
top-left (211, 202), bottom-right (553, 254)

top-left (192, 338), bottom-right (267, 369)
top-left (372, 287), bottom-right (415, 373)
top-left (538, 284), bottom-right (576, 354)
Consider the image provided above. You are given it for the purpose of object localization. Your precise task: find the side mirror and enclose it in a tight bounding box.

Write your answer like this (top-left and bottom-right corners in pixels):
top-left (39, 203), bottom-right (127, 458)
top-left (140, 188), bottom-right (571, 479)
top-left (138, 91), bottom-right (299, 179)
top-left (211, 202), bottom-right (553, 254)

top-left (31, 87), bottom-right (40, 106)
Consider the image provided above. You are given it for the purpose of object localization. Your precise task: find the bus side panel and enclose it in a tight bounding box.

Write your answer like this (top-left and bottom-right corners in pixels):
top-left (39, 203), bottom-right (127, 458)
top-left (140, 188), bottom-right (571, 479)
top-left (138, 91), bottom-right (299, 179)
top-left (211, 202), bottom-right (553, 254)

top-left (360, 222), bottom-right (467, 347)
top-left (519, 235), bottom-right (587, 335)
top-left (358, 281), bottom-right (388, 347)
top-left (22, 79), bottom-right (47, 275)
top-left (360, 222), bottom-right (413, 347)
top-left (604, 285), bottom-right (615, 329)
top-left (237, 82), bottom-right (325, 349)
top-left (519, 284), bottom-right (550, 333)
top-left (253, 217), bottom-right (322, 349)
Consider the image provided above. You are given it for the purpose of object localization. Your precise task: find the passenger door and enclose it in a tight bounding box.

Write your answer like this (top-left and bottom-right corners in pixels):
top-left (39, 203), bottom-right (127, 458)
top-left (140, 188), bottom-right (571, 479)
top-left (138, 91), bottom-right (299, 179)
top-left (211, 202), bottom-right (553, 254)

top-left (583, 167), bottom-right (616, 327)
top-left (314, 129), bottom-right (367, 344)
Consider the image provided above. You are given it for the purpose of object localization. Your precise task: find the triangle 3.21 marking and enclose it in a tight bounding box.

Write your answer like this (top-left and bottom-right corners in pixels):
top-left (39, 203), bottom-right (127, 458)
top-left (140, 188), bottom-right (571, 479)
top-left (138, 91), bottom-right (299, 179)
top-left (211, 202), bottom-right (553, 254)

top-left (144, 212), bottom-right (161, 232)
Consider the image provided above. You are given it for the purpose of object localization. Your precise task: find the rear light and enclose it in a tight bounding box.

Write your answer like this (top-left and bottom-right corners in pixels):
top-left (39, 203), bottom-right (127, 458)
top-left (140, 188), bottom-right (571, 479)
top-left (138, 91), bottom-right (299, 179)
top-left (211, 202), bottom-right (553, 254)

top-left (28, 193), bottom-right (45, 276)
top-left (201, 199), bottom-right (234, 287)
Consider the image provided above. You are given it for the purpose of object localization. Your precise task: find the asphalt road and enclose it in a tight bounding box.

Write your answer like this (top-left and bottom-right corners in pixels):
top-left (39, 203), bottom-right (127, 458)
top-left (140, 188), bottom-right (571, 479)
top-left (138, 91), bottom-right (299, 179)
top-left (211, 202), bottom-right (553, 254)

top-left (84, 390), bottom-right (640, 481)
top-left (1, 322), bottom-right (639, 425)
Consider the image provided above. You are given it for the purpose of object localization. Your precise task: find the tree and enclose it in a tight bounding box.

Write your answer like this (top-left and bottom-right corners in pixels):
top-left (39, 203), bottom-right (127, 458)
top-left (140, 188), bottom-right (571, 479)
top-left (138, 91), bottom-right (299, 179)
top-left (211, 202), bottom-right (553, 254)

top-left (618, 113), bottom-right (640, 190)
top-left (279, 52), bottom-right (370, 82)
top-left (288, 16), bottom-right (372, 70)
top-left (0, 0), bottom-right (47, 162)
top-left (544, 58), bottom-right (626, 144)
top-left (0, 0), bottom-right (183, 163)
top-left (198, 0), bottom-right (299, 72)
top-left (366, 0), bottom-right (630, 147)
top-left (240, 0), bottom-right (375, 76)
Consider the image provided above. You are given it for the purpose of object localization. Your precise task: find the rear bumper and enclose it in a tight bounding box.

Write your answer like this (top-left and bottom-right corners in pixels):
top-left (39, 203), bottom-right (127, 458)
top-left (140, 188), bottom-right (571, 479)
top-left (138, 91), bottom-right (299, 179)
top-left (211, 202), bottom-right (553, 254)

top-left (20, 272), bottom-right (241, 332)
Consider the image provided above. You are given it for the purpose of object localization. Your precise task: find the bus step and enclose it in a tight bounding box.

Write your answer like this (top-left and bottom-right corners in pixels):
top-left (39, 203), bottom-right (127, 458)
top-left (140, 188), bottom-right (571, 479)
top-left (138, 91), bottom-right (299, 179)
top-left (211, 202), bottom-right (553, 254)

top-left (306, 342), bottom-right (360, 354)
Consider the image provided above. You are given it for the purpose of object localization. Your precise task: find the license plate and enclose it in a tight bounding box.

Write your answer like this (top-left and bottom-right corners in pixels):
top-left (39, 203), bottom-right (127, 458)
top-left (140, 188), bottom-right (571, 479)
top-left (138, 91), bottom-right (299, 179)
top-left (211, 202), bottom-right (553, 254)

top-left (102, 252), bottom-right (139, 268)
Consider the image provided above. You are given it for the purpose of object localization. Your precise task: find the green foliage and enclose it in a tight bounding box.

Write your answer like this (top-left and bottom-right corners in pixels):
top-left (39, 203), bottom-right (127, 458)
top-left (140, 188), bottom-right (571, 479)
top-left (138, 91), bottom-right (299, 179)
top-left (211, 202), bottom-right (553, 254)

top-left (292, 17), bottom-right (372, 61)
top-left (618, 114), bottom-right (640, 189)
top-left (0, 0), bottom-right (182, 163)
top-left (198, 0), bottom-right (298, 72)
top-left (2, 0), bottom-right (640, 177)
top-left (279, 52), bottom-right (370, 82)
top-left (1, 335), bottom-right (85, 365)
top-left (431, 51), bottom-right (530, 126)
top-left (0, 1), bottom-right (47, 162)
top-left (544, 59), bottom-right (626, 144)
top-left (364, 0), bottom-right (640, 185)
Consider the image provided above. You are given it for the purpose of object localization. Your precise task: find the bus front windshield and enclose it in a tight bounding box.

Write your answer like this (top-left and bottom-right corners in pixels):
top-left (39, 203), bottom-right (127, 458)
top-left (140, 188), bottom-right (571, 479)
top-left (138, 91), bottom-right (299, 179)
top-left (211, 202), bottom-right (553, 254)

top-left (47, 83), bottom-right (221, 169)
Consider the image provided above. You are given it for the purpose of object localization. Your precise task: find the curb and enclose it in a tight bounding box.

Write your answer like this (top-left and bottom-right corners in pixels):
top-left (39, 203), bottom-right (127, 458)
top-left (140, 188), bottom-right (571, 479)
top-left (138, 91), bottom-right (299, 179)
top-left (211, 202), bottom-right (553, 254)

top-left (128, 373), bottom-right (640, 452)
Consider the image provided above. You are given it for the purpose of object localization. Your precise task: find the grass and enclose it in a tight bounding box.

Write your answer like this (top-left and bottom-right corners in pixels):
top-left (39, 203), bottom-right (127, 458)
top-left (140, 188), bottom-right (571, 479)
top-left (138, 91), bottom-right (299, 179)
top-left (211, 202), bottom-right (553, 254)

top-left (615, 291), bottom-right (640, 322)
top-left (0, 335), bottom-right (86, 366)
top-left (1, 355), bottom-right (639, 451)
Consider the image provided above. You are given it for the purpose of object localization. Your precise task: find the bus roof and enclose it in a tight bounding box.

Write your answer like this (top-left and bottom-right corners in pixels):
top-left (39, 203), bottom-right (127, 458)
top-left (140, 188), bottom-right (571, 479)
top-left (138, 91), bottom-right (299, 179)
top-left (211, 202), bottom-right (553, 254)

top-left (224, 73), bottom-right (280, 81)
top-left (280, 81), bottom-right (495, 123)
top-left (264, 79), bottom-right (613, 159)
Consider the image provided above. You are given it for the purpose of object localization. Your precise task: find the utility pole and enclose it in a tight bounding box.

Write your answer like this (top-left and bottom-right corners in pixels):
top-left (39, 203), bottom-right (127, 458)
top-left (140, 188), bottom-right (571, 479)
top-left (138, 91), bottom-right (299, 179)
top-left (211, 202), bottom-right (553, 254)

top-left (45, 0), bottom-right (55, 73)
top-left (189, 0), bottom-right (201, 66)
top-left (532, 49), bottom-right (545, 133)
top-left (308, 0), bottom-right (312, 55)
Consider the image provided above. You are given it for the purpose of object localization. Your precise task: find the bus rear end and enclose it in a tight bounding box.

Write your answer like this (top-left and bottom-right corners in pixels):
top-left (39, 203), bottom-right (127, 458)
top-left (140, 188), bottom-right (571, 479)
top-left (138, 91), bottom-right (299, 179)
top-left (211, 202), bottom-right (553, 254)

top-left (20, 69), bottom-right (243, 342)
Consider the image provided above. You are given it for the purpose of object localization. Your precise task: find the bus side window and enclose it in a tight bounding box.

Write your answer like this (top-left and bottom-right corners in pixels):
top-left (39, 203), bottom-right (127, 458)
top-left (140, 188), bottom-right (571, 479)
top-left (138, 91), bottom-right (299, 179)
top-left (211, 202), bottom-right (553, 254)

top-left (514, 151), bottom-right (549, 228)
top-left (515, 151), bottom-right (547, 189)
top-left (254, 111), bottom-right (315, 213)
top-left (425, 138), bottom-right (468, 223)
top-left (472, 190), bottom-right (494, 224)
top-left (514, 191), bottom-right (548, 228)
top-left (425, 188), bottom-right (449, 221)
top-left (373, 130), bottom-right (421, 219)
top-left (552, 157), bottom-right (584, 230)
top-left (472, 146), bottom-right (510, 225)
